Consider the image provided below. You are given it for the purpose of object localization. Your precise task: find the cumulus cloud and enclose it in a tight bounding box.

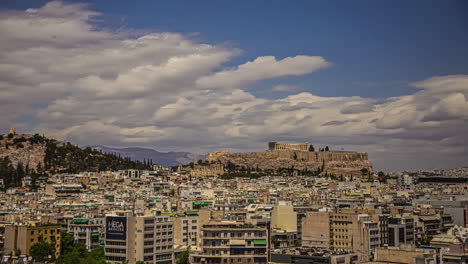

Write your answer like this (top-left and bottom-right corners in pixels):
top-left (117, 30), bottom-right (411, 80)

top-left (196, 55), bottom-right (330, 89)
top-left (1, 1), bottom-right (467, 170)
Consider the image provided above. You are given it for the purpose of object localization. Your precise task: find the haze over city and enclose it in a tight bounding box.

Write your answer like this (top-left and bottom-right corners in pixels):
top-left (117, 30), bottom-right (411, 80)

top-left (1, 0), bottom-right (467, 170)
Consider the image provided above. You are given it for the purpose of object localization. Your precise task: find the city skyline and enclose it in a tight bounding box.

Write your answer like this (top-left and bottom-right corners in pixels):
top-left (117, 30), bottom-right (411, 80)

top-left (1, 1), bottom-right (467, 171)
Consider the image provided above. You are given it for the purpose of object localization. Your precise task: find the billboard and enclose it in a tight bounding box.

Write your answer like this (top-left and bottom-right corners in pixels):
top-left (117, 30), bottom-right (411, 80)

top-left (106, 216), bottom-right (127, 240)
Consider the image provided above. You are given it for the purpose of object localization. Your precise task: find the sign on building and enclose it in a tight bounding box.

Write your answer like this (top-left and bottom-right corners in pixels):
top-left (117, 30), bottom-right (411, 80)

top-left (106, 216), bottom-right (127, 240)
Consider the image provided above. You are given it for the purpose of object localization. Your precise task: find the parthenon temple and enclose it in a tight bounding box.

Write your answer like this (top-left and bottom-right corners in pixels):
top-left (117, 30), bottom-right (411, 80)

top-left (268, 141), bottom-right (309, 151)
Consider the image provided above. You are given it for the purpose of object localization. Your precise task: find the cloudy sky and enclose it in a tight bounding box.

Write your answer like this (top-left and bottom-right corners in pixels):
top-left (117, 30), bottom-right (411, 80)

top-left (1, 1), bottom-right (467, 170)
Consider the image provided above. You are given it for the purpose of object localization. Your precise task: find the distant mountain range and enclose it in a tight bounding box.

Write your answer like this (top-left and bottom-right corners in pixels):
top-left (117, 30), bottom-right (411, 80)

top-left (88, 145), bottom-right (205, 167)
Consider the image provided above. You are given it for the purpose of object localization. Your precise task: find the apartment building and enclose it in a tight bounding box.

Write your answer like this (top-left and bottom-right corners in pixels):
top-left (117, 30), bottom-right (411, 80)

top-left (191, 221), bottom-right (268, 264)
top-left (105, 214), bottom-right (174, 264)
top-left (302, 212), bottom-right (380, 259)
top-left (4, 224), bottom-right (61, 259)
top-left (173, 214), bottom-right (199, 247)
top-left (67, 218), bottom-right (104, 250)
top-left (387, 215), bottom-right (415, 247)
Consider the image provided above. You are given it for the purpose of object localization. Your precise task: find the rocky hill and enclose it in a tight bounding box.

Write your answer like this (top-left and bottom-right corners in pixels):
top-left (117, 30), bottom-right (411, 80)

top-left (88, 145), bottom-right (204, 167)
top-left (206, 149), bottom-right (373, 176)
top-left (0, 132), bottom-right (151, 189)
top-left (0, 133), bottom-right (47, 171)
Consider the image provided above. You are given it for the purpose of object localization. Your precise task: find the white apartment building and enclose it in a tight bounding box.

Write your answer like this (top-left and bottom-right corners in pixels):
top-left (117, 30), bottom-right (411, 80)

top-left (105, 214), bottom-right (174, 264)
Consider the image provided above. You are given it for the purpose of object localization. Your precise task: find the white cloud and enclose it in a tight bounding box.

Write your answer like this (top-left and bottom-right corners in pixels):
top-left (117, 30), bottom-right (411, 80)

top-left (1, 1), bottom-right (467, 170)
top-left (196, 55), bottom-right (330, 89)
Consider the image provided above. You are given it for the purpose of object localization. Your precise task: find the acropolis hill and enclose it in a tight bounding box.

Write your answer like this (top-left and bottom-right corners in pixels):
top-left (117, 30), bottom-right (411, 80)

top-left (206, 142), bottom-right (373, 176)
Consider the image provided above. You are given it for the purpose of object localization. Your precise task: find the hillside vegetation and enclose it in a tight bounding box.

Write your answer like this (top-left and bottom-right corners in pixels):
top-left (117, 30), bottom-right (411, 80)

top-left (0, 133), bottom-right (151, 190)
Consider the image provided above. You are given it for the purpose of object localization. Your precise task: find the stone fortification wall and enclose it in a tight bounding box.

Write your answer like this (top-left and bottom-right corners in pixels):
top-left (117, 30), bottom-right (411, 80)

top-left (206, 150), bottom-right (372, 176)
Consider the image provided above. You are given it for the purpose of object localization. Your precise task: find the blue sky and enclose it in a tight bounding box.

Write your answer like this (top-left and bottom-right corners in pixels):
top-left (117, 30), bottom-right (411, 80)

top-left (4, 0), bottom-right (468, 99)
top-left (1, 1), bottom-right (467, 170)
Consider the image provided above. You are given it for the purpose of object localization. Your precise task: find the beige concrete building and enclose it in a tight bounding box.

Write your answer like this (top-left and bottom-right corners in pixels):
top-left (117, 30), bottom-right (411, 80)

top-left (105, 214), bottom-right (174, 264)
top-left (302, 212), bottom-right (380, 259)
top-left (173, 214), bottom-right (199, 247)
top-left (301, 211), bottom-right (330, 248)
top-left (191, 221), bottom-right (268, 264)
top-left (4, 224), bottom-right (61, 259)
top-left (271, 202), bottom-right (297, 233)
top-left (67, 218), bottom-right (103, 250)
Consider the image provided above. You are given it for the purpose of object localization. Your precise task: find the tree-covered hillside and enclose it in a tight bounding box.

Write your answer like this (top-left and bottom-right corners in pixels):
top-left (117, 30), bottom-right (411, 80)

top-left (0, 133), bottom-right (152, 190)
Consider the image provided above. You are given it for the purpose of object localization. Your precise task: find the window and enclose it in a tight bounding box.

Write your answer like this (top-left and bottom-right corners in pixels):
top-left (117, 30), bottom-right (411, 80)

top-left (106, 241), bottom-right (126, 246)
top-left (106, 256), bottom-right (126, 262)
top-left (105, 248), bottom-right (126, 254)
top-left (145, 219), bottom-right (155, 225)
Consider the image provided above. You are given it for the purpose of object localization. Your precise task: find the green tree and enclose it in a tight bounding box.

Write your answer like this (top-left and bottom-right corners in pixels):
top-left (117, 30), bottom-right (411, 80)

top-left (308, 145), bottom-right (315, 152)
top-left (30, 241), bottom-right (54, 262)
top-left (61, 231), bottom-right (75, 254)
top-left (58, 243), bottom-right (106, 264)
top-left (271, 236), bottom-right (280, 249)
top-left (325, 146), bottom-right (329, 151)
top-left (294, 240), bottom-right (301, 247)
top-left (176, 247), bottom-right (190, 264)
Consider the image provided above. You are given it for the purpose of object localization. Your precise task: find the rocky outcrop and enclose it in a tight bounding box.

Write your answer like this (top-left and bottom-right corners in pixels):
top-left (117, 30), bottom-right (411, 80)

top-left (0, 134), bottom-right (46, 170)
top-left (206, 150), bottom-right (373, 176)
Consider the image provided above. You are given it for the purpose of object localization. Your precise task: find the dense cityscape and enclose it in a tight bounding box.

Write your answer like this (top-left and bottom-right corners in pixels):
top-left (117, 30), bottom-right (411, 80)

top-left (1, 1), bottom-right (467, 263)
top-left (0, 130), bottom-right (467, 264)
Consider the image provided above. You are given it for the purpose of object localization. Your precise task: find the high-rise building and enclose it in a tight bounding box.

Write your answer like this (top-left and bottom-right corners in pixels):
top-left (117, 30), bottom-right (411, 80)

top-left (105, 214), bottom-right (174, 264)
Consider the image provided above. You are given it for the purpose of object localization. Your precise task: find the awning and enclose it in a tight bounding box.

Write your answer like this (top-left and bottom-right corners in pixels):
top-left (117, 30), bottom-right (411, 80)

top-left (185, 211), bottom-right (199, 216)
top-left (71, 219), bottom-right (89, 224)
top-left (253, 239), bottom-right (266, 245)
